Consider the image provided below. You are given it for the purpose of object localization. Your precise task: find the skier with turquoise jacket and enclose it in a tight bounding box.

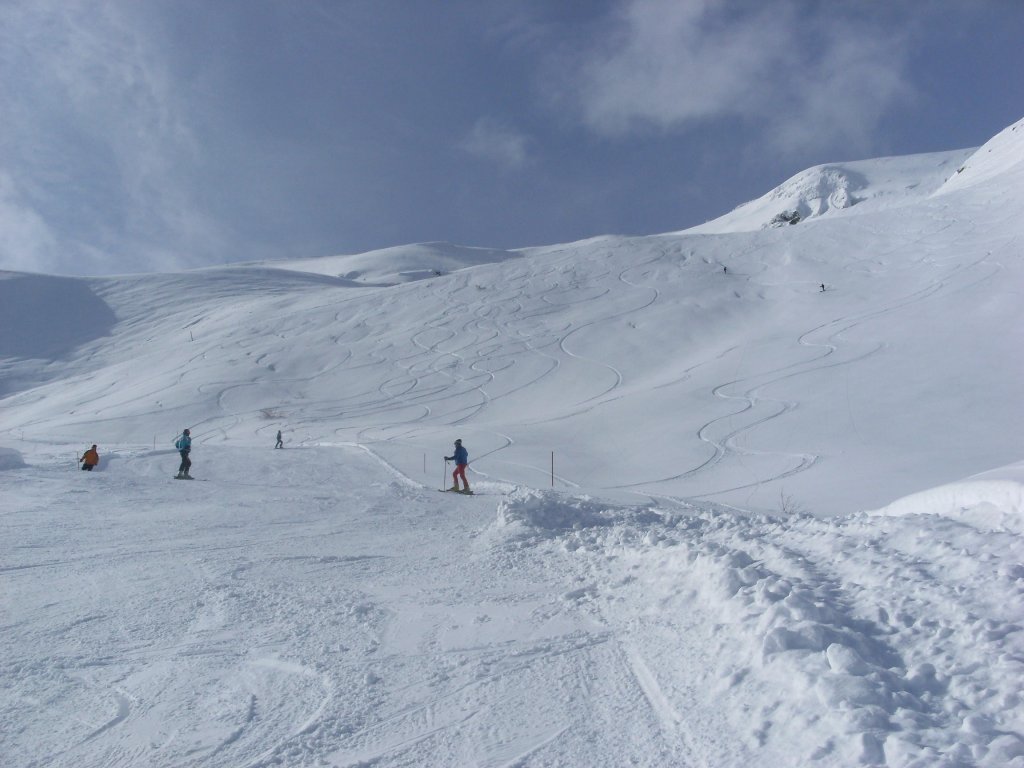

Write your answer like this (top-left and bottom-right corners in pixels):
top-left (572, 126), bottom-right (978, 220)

top-left (174, 429), bottom-right (192, 479)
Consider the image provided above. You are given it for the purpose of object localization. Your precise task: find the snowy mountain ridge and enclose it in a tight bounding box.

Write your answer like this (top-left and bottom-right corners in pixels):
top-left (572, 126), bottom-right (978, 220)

top-left (266, 241), bottom-right (524, 285)
top-left (686, 148), bottom-right (974, 234)
top-left (936, 117), bottom-right (1024, 195)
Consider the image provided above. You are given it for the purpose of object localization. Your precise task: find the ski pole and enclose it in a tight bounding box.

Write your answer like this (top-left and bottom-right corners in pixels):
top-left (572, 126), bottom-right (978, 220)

top-left (443, 459), bottom-right (449, 491)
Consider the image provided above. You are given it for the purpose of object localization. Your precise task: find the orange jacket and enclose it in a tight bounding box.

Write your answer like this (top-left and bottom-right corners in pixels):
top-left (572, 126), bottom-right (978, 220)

top-left (81, 448), bottom-right (99, 466)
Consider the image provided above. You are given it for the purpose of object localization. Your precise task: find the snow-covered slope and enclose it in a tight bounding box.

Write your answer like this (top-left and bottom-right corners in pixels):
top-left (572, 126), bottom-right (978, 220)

top-left (935, 117), bottom-right (1024, 195)
top-left (2, 142), bottom-right (1021, 515)
top-left (3, 118), bottom-right (1024, 767)
top-left (265, 241), bottom-right (522, 285)
top-left (688, 148), bottom-right (972, 234)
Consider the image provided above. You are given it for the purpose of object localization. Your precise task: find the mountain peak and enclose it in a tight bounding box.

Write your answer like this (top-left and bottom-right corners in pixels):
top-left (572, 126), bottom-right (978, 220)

top-left (687, 148), bottom-right (973, 235)
top-left (935, 116), bottom-right (1024, 196)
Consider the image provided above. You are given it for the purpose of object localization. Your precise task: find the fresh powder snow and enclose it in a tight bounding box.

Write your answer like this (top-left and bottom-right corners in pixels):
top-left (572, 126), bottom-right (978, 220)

top-left (2, 118), bottom-right (1023, 767)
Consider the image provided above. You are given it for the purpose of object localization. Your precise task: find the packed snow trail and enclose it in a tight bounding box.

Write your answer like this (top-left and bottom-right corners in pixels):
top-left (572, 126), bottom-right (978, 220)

top-left (2, 446), bottom-right (731, 767)
top-left (3, 445), bottom-right (1022, 767)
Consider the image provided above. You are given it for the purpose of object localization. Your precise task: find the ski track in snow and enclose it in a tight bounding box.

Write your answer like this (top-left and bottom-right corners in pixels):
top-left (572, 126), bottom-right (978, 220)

top-left (607, 236), bottom-right (1006, 505)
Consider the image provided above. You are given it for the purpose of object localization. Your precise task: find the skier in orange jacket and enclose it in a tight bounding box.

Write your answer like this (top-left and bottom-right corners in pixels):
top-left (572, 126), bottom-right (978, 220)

top-left (79, 445), bottom-right (99, 471)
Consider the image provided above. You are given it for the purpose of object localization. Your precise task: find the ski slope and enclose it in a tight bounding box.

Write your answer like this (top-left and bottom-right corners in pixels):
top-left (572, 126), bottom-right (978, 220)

top-left (2, 118), bottom-right (1023, 767)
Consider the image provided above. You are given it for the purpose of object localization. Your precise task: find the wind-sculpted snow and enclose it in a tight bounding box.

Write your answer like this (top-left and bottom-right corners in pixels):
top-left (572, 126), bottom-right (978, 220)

top-left (688, 148), bottom-right (974, 234)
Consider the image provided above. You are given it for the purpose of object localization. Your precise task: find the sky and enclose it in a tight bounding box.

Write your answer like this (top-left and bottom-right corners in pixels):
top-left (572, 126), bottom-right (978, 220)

top-left (0, 0), bottom-right (1021, 276)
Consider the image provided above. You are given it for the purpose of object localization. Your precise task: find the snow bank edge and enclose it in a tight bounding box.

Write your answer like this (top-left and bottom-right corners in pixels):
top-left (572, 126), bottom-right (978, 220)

top-left (867, 462), bottom-right (1024, 534)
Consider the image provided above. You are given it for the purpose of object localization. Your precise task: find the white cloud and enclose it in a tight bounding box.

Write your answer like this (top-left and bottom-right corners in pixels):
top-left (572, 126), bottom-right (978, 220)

top-left (0, 0), bottom-right (224, 274)
top-left (0, 172), bottom-right (61, 274)
top-left (767, 32), bottom-right (914, 156)
top-left (558, 0), bottom-right (913, 154)
top-left (460, 118), bottom-right (531, 170)
top-left (571, 0), bottom-right (791, 133)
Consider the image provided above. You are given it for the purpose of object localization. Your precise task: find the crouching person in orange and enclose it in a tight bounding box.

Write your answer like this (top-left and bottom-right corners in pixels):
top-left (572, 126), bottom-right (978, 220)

top-left (79, 444), bottom-right (99, 471)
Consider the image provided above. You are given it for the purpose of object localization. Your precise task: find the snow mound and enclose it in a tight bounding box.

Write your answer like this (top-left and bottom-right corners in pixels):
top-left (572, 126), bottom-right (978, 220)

top-left (868, 461), bottom-right (1024, 534)
top-left (0, 447), bottom-right (27, 469)
top-left (688, 149), bottom-right (972, 234)
top-left (264, 241), bottom-right (522, 285)
top-left (494, 487), bottom-right (616, 536)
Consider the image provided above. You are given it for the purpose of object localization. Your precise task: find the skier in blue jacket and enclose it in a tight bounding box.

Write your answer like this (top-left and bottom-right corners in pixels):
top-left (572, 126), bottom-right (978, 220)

top-left (174, 429), bottom-right (192, 479)
top-left (445, 439), bottom-right (470, 493)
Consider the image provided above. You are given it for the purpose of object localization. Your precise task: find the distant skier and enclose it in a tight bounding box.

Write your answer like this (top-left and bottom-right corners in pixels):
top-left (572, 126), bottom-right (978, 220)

top-left (445, 439), bottom-right (470, 493)
top-left (79, 444), bottom-right (99, 471)
top-left (275, 430), bottom-right (283, 449)
top-left (820, 283), bottom-right (826, 292)
top-left (723, 266), bottom-right (727, 274)
top-left (174, 429), bottom-right (192, 479)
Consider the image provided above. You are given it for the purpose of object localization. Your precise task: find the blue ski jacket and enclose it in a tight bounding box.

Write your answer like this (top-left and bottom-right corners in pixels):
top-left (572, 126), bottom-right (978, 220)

top-left (175, 434), bottom-right (192, 452)
top-left (447, 445), bottom-right (468, 465)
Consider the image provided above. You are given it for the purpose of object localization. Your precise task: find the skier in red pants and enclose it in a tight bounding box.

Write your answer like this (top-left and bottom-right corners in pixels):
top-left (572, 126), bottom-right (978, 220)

top-left (445, 439), bottom-right (470, 493)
